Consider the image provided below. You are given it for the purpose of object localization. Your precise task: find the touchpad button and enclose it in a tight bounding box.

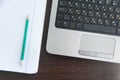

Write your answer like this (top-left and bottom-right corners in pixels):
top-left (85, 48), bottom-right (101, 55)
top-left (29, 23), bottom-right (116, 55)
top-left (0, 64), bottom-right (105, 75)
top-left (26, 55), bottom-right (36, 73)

top-left (78, 35), bottom-right (116, 59)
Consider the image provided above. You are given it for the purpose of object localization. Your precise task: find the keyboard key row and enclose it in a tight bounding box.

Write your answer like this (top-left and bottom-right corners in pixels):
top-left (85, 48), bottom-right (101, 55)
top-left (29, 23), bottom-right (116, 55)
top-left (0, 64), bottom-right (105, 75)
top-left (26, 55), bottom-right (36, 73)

top-left (57, 14), bottom-right (120, 26)
top-left (58, 6), bottom-right (120, 14)
top-left (59, 0), bottom-right (120, 6)
top-left (56, 20), bottom-right (120, 35)
top-left (57, 11), bottom-right (120, 21)
top-left (56, 19), bottom-right (120, 27)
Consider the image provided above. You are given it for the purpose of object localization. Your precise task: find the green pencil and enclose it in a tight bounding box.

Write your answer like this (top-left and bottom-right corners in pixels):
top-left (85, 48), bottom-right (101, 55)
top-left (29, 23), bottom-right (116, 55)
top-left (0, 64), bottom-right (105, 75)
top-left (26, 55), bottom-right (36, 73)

top-left (20, 16), bottom-right (29, 65)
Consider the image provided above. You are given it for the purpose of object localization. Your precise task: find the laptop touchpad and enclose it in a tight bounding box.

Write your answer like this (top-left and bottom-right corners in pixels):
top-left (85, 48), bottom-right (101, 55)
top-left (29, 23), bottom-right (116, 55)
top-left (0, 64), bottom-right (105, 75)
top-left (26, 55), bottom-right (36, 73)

top-left (78, 35), bottom-right (116, 59)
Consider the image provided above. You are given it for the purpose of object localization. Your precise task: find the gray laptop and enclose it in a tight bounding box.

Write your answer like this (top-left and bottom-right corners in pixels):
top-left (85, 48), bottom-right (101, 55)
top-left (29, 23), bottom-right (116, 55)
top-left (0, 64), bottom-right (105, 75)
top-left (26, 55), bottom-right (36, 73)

top-left (46, 0), bottom-right (120, 63)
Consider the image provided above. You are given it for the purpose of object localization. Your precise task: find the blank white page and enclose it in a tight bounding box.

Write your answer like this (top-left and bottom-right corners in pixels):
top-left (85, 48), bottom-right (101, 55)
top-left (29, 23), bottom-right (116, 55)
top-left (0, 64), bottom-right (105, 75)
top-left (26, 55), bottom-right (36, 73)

top-left (0, 0), bottom-right (37, 72)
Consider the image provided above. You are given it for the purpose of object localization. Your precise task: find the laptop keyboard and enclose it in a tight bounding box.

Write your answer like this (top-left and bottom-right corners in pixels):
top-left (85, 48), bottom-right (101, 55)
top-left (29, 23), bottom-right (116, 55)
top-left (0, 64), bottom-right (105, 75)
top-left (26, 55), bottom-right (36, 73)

top-left (55, 0), bottom-right (120, 36)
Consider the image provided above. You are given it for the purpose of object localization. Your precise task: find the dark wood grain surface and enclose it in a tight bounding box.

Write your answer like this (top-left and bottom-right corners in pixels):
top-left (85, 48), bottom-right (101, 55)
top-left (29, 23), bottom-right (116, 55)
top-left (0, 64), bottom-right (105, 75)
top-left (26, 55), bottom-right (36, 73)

top-left (0, 0), bottom-right (120, 80)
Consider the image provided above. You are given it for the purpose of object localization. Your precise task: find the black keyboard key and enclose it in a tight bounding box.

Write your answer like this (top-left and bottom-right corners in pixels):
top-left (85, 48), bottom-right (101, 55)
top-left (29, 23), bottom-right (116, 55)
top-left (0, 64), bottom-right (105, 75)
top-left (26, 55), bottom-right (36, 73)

top-left (70, 22), bottom-right (76, 28)
top-left (76, 23), bottom-right (83, 29)
top-left (56, 20), bottom-right (63, 27)
top-left (115, 8), bottom-right (120, 13)
top-left (68, 1), bottom-right (74, 7)
top-left (99, 0), bottom-right (105, 5)
top-left (109, 13), bottom-right (115, 19)
top-left (105, 20), bottom-right (111, 26)
top-left (68, 8), bottom-right (74, 14)
top-left (102, 12), bottom-right (108, 19)
top-left (75, 9), bottom-right (81, 15)
top-left (117, 29), bottom-right (120, 35)
top-left (57, 13), bottom-right (64, 19)
top-left (101, 6), bottom-right (108, 11)
top-left (108, 7), bottom-right (114, 12)
top-left (111, 20), bottom-right (118, 27)
top-left (59, 1), bottom-right (68, 6)
top-left (91, 18), bottom-right (97, 24)
top-left (112, 0), bottom-right (119, 6)
top-left (95, 11), bottom-right (101, 18)
top-left (63, 21), bottom-right (69, 28)
top-left (77, 16), bottom-right (84, 22)
top-left (116, 14), bottom-right (120, 20)
top-left (71, 15), bottom-right (77, 21)
top-left (85, 0), bottom-right (92, 3)
top-left (81, 3), bottom-right (87, 9)
top-left (88, 11), bottom-right (94, 17)
top-left (82, 10), bottom-right (88, 16)
top-left (78, 0), bottom-right (84, 2)
top-left (84, 17), bottom-right (90, 23)
top-left (64, 14), bottom-right (70, 20)
top-left (88, 4), bottom-right (94, 9)
top-left (97, 19), bottom-right (104, 25)
top-left (58, 7), bottom-right (67, 13)
top-left (92, 0), bottom-right (98, 4)
top-left (74, 2), bottom-right (80, 7)
top-left (118, 22), bottom-right (120, 27)
top-left (95, 5), bottom-right (101, 11)
top-left (106, 0), bottom-right (112, 5)
top-left (83, 24), bottom-right (116, 34)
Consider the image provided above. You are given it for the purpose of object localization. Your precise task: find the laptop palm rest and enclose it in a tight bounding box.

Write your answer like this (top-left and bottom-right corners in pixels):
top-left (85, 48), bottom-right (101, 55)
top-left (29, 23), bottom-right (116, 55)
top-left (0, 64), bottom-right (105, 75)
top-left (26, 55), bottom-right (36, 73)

top-left (78, 35), bottom-right (116, 59)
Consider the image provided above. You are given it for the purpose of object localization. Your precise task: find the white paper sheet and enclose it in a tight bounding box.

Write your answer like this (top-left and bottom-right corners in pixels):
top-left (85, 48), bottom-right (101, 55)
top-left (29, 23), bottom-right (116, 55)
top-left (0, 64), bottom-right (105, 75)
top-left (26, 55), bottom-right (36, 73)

top-left (0, 0), bottom-right (46, 73)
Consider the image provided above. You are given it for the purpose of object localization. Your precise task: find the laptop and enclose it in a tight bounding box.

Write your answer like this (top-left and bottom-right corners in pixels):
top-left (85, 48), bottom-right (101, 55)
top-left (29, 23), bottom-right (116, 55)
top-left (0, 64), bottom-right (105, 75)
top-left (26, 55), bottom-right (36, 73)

top-left (46, 0), bottom-right (120, 63)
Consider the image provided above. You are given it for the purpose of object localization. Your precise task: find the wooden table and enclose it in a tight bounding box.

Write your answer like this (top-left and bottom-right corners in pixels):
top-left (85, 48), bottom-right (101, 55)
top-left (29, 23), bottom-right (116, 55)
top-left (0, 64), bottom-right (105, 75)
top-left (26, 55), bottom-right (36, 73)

top-left (0, 0), bottom-right (120, 80)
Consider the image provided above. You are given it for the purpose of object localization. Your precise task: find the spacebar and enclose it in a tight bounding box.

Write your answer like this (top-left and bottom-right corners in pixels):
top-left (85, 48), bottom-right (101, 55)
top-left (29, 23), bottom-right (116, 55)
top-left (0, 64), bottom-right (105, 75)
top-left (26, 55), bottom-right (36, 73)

top-left (83, 24), bottom-right (116, 34)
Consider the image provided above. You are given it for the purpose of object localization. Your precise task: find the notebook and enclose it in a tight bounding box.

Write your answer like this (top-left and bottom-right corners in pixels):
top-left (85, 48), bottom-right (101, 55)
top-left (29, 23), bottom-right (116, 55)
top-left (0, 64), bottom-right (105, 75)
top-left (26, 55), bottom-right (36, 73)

top-left (0, 0), bottom-right (46, 74)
